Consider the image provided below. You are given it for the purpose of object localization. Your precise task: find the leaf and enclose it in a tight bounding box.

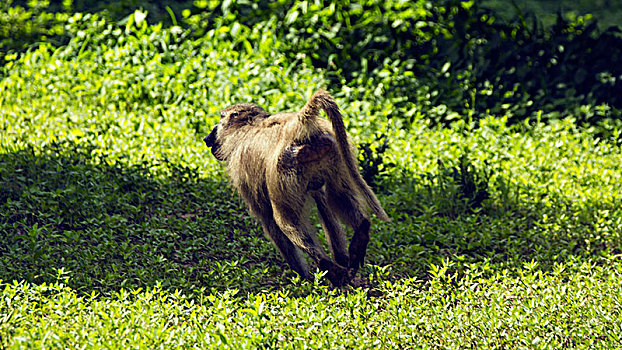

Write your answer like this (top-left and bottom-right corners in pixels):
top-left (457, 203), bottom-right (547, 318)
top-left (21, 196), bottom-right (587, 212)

top-left (133, 10), bottom-right (147, 26)
top-left (286, 10), bottom-right (299, 24)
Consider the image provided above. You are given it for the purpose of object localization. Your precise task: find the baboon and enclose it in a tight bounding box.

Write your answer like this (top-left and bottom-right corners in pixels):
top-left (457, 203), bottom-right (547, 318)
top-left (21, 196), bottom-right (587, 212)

top-left (204, 89), bottom-right (390, 286)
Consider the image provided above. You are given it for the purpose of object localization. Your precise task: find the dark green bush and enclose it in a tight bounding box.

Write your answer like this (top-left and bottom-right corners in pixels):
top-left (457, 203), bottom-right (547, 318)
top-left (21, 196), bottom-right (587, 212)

top-left (0, 0), bottom-right (70, 64)
top-left (424, 6), bottom-right (622, 124)
top-left (3, 0), bottom-right (621, 127)
top-left (182, 0), bottom-right (622, 126)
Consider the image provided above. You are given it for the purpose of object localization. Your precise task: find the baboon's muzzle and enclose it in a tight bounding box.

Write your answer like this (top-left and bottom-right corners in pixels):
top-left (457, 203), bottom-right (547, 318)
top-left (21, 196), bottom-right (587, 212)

top-left (204, 126), bottom-right (224, 161)
top-left (204, 126), bottom-right (216, 147)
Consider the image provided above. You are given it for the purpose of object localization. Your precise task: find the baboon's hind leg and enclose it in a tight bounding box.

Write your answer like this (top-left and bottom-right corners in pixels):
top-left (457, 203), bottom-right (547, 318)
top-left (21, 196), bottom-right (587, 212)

top-left (348, 218), bottom-right (370, 271)
top-left (311, 188), bottom-right (349, 268)
top-left (326, 187), bottom-right (371, 273)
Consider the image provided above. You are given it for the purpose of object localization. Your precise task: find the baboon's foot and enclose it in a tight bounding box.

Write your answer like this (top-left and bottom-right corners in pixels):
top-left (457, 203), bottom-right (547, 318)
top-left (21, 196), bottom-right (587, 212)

top-left (319, 258), bottom-right (350, 287)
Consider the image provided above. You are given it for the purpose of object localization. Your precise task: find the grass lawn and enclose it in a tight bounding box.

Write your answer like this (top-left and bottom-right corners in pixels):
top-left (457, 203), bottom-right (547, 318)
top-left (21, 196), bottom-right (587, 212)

top-left (1, 2), bottom-right (622, 348)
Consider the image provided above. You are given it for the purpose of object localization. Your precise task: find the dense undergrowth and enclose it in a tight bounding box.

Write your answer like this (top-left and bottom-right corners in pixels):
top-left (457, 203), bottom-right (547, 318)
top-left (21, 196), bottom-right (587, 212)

top-left (1, 0), bottom-right (622, 348)
top-left (3, 0), bottom-right (621, 126)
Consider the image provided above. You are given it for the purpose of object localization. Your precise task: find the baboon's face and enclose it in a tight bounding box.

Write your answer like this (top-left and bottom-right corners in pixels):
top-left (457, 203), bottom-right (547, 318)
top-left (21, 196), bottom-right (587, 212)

top-left (204, 103), bottom-right (270, 161)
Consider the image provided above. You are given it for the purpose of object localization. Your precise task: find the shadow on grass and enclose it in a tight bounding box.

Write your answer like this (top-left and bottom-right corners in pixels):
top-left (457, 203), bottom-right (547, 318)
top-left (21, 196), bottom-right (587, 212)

top-left (1, 142), bottom-right (620, 296)
top-left (0, 141), bottom-right (290, 295)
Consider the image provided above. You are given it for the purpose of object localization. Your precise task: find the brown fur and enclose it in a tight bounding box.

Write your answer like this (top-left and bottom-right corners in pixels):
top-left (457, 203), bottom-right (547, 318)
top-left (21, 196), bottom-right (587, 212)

top-left (204, 89), bottom-right (389, 286)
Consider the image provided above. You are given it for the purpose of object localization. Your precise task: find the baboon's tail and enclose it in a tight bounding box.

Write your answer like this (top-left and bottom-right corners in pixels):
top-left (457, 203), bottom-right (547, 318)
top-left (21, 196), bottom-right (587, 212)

top-left (302, 89), bottom-right (390, 222)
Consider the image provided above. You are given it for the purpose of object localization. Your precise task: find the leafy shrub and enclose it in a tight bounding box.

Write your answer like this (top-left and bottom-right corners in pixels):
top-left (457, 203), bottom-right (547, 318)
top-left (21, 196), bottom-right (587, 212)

top-left (436, 154), bottom-right (491, 211)
top-left (9, 0), bottom-right (195, 24)
top-left (344, 2), bottom-right (622, 126)
top-left (0, 0), bottom-right (70, 64)
top-left (426, 6), bottom-right (622, 124)
top-left (182, 0), bottom-right (622, 126)
top-left (358, 134), bottom-right (393, 191)
top-left (4, 0), bottom-right (621, 128)
top-left (0, 8), bottom-right (328, 159)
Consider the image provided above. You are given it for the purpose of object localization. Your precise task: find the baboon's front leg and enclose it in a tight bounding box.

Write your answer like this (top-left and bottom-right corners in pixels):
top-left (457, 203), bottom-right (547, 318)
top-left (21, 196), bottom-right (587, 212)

top-left (260, 216), bottom-right (312, 280)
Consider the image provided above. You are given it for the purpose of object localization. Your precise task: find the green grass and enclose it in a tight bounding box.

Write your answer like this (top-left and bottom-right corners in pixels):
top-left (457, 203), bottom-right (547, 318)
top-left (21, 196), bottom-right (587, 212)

top-left (3, 259), bottom-right (622, 348)
top-left (1, 4), bottom-right (622, 349)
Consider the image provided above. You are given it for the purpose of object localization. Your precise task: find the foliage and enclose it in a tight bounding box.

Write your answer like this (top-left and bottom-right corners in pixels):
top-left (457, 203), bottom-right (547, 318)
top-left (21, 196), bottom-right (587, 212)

top-left (423, 5), bottom-right (622, 124)
top-left (2, 1), bottom-right (621, 126)
top-left (8, 0), bottom-right (195, 26)
top-left (179, 0), bottom-right (622, 126)
top-left (482, 0), bottom-right (622, 30)
top-left (1, 1), bottom-right (622, 348)
top-left (0, 0), bottom-right (70, 64)
top-left (2, 261), bottom-right (622, 348)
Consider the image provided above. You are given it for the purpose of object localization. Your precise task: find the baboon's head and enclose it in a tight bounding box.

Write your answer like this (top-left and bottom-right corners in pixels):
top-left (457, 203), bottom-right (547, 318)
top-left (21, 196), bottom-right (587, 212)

top-left (204, 103), bottom-right (270, 161)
